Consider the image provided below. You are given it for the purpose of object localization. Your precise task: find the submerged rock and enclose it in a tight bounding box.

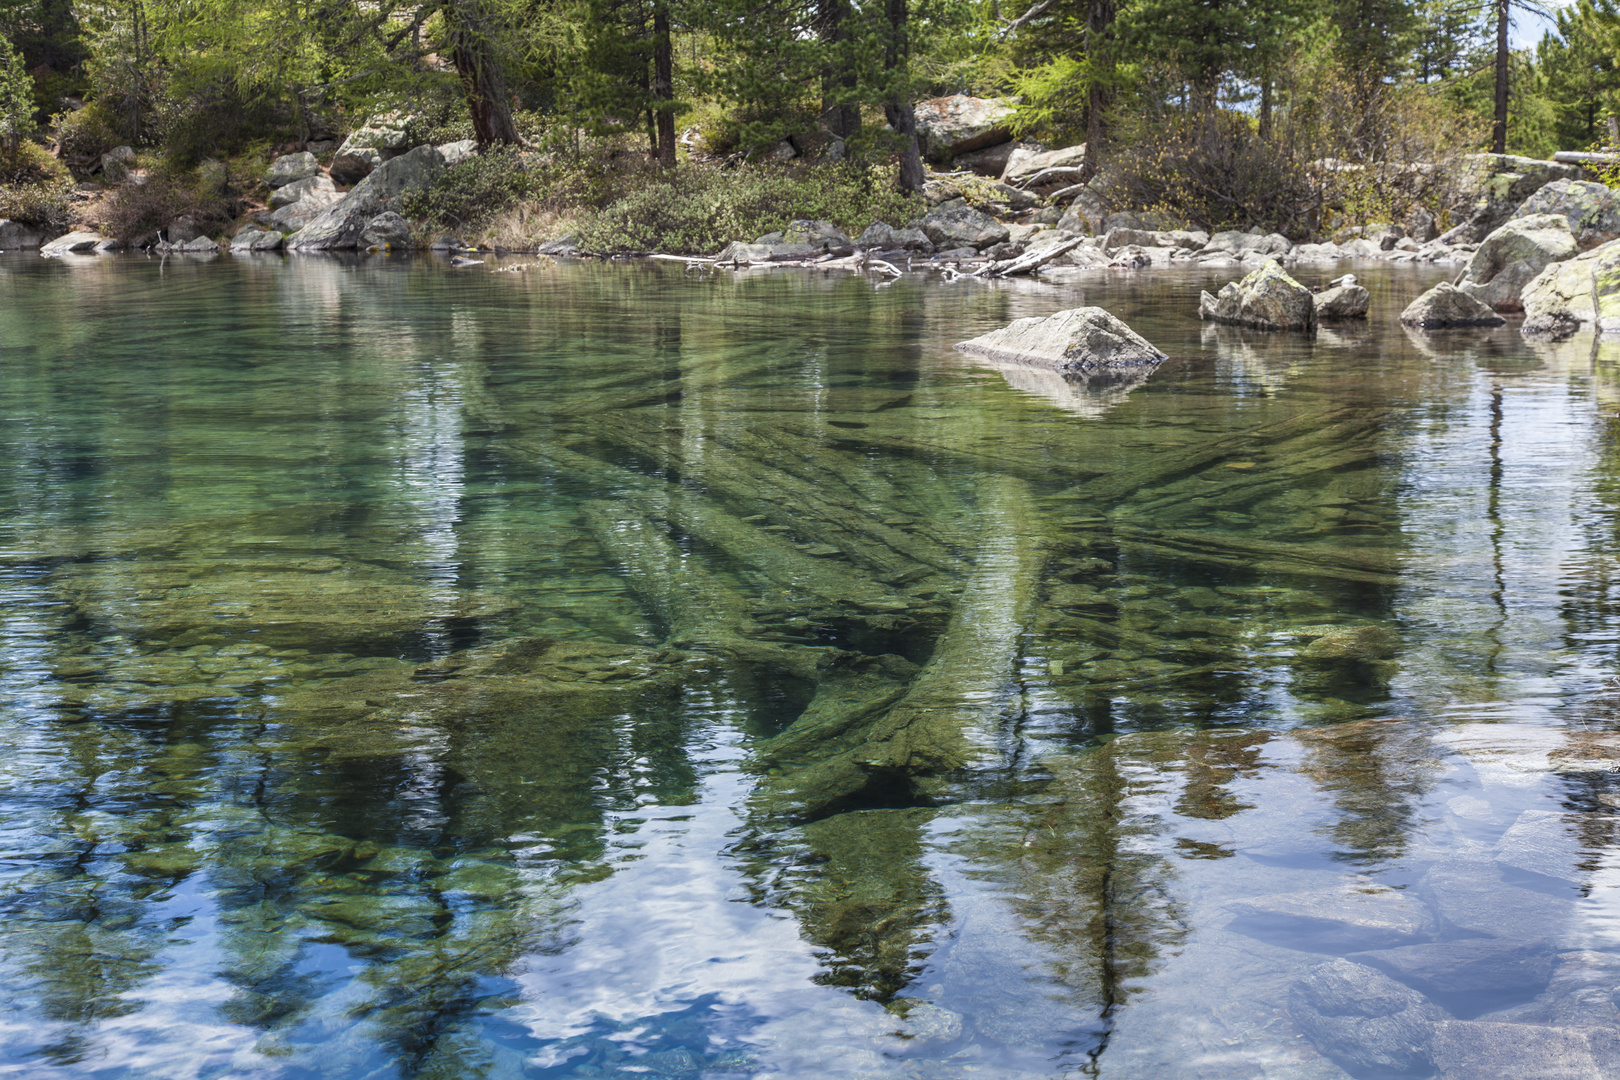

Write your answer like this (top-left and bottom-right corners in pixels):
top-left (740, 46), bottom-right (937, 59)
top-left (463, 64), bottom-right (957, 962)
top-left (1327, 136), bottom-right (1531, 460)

top-left (1400, 282), bottom-right (1507, 328)
top-left (1198, 260), bottom-right (1317, 331)
top-left (1227, 884), bottom-right (1435, 949)
top-left (1511, 179), bottom-right (1620, 250)
top-left (1352, 939), bottom-right (1554, 1000)
top-left (1314, 283), bottom-right (1371, 320)
top-left (1520, 237), bottom-right (1620, 336)
top-left (955, 307), bottom-right (1167, 373)
top-left (1431, 1020), bottom-right (1620, 1080)
top-left (1288, 959), bottom-right (1446, 1076)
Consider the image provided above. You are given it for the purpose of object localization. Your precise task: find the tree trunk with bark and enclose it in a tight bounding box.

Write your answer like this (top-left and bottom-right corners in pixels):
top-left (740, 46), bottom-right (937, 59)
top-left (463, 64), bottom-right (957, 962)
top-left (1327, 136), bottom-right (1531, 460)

top-left (1492, 0), bottom-right (1508, 154)
top-left (652, 1), bottom-right (676, 165)
top-left (884, 0), bottom-right (924, 192)
top-left (818, 0), bottom-right (860, 139)
top-left (446, 0), bottom-right (520, 148)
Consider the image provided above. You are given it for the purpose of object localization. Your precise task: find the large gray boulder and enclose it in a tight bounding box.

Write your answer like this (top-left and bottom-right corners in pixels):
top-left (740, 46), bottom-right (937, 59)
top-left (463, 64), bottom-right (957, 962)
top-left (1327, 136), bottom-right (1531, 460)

top-left (287, 145), bottom-right (445, 251)
top-left (266, 185), bottom-right (345, 233)
top-left (0, 219), bottom-right (54, 249)
top-left (952, 140), bottom-right (1036, 177)
top-left (231, 226), bottom-right (284, 252)
top-left (915, 202), bottom-right (1009, 251)
top-left (330, 149), bottom-right (380, 186)
top-left (954, 307), bottom-right (1167, 372)
top-left (1203, 230), bottom-right (1293, 258)
top-left (100, 145), bottom-right (135, 183)
top-left (856, 221), bottom-right (932, 251)
top-left (1315, 283), bottom-right (1371, 320)
top-left (361, 211), bottom-right (413, 250)
top-left (1400, 281), bottom-right (1508, 328)
top-left (1198, 260), bottom-right (1317, 331)
top-left (40, 231), bottom-right (110, 256)
top-left (264, 151), bottom-right (319, 189)
top-left (912, 94), bottom-right (1015, 162)
top-left (335, 112), bottom-right (412, 159)
top-left (1458, 214), bottom-right (1579, 311)
top-left (436, 139), bottom-right (478, 167)
top-left (1001, 143), bottom-right (1087, 184)
top-left (269, 173), bottom-right (337, 210)
top-left (1288, 959), bottom-right (1446, 1076)
top-left (775, 219), bottom-right (852, 250)
top-left (1520, 237), bottom-right (1620, 336)
top-left (1512, 179), bottom-right (1620, 250)
top-left (1445, 153), bottom-right (1584, 243)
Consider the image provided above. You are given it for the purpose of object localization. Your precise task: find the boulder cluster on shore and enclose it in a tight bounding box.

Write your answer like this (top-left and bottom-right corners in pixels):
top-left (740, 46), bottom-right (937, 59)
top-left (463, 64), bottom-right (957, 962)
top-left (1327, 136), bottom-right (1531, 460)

top-left (7, 98), bottom-right (1620, 340)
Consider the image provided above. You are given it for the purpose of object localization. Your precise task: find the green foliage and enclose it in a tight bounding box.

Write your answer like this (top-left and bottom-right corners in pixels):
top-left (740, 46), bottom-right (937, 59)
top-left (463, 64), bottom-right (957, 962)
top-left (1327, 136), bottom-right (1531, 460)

top-left (0, 33), bottom-right (31, 152)
top-left (1539, 0), bottom-right (1620, 148)
top-left (573, 162), bottom-right (922, 253)
top-left (398, 147), bottom-right (546, 229)
top-left (0, 136), bottom-right (71, 225)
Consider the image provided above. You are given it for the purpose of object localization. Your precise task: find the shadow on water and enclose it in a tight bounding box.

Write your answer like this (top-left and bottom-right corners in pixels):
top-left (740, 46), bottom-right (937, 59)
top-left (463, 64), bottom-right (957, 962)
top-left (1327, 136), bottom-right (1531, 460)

top-left (1, 254), bottom-right (1620, 1077)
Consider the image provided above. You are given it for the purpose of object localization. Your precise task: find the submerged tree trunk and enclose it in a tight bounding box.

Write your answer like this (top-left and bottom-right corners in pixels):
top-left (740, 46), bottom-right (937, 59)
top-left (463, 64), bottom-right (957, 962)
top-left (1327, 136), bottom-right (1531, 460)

top-left (652, 1), bottom-right (677, 166)
top-left (445, 0), bottom-right (520, 148)
top-left (1492, 0), bottom-right (1508, 154)
top-left (884, 0), bottom-right (924, 192)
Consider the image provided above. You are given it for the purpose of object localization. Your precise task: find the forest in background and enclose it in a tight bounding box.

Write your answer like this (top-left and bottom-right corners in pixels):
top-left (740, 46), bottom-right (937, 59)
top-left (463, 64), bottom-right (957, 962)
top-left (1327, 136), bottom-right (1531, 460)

top-left (3, 0), bottom-right (1620, 245)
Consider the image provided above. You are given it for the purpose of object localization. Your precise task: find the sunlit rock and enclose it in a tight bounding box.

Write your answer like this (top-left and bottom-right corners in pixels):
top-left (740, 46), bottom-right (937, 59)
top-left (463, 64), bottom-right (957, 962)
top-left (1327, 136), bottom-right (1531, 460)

top-left (1399, 281), bottom-right (1507, 328)
top-left (1458, 214), bottom-right (1578, 312)
top-left (1198, 260), bottom-right (1317, 331)
top-left (955, 306), bottom-right (1167, 373)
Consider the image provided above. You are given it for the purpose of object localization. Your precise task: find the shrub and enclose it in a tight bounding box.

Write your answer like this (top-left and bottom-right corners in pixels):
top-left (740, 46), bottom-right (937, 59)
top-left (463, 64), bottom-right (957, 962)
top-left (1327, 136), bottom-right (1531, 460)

top-left (55, 99), bottom-right (129, 170)
top-left (573, 162), bottom-right (924, 254)
top-left (398, 147), bottom-right (546, 231)
top-left (96, 164), bottom-right (232, 242)
top-left (0, 141), bottom-right (74, 225)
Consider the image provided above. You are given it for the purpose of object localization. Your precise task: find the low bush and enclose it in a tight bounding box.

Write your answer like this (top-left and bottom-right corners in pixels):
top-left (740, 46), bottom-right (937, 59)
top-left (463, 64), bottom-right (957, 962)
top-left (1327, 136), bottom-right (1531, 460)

top-left (0, 141), bottom-right (74, 225)
top-left (95, 164), bottom-right (233, 242)
top-left (573, 162), bottom-right (924, 254)
top-left (398, 146), bottom-right (546, 231)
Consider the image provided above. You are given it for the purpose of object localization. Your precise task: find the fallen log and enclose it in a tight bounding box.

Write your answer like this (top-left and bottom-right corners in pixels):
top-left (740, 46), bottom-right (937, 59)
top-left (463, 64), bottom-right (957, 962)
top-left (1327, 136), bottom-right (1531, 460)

top-left (1016, 165), bottom-right (1088, 190)
top-left (975, 236), bottom-right (1087, 278)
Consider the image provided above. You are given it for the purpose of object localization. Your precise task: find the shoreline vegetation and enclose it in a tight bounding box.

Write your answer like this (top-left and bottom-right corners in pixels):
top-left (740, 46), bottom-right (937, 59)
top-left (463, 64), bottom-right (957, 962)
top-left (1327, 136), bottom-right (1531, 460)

top-left (6, 0), bottom-right (1620, 267)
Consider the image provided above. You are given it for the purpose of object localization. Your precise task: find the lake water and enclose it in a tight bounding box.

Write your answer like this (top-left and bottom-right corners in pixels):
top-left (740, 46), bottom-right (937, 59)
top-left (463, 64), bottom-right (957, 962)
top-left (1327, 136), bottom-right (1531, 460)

top-left (1, 253), bottom-right (1619, 1079)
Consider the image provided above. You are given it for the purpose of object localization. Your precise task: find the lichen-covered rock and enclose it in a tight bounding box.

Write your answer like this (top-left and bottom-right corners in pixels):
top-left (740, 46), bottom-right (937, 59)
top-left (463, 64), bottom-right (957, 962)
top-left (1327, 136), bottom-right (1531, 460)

top-left (1314, 283), bottom-right (1371, 320)
top-left (1445, 154), bottom-right (1584, 243)
top-left (915, 202), bottom-right (1010, 251)
top-left (1511, 179), bottom-right (1620, 250)
top-left (1400, 282), bottom-right (1508, 328)
top-left (1289, 959), bottom-right (1446, 1076)
top-left (230, 226), bottom-right (284, 252)
top-left (1520, 237), bottom-right (1620, 336)
top-left (1198, 260), bottom-right (1317, 331)
top-left (1458, 214), bottom-right (1579, 311)
top-left (912, 94), bottom-right (1015, 162)
top-left (264, 151), bottom-right (319, 189)
top-left (778, 219), bottom-right (852, 250)
top-left (268, 173), bottom-right (337, 210)
top-left (954, 306), bottom-right (1167, 372)
top-left (361, 211), bottom-right (413, 250)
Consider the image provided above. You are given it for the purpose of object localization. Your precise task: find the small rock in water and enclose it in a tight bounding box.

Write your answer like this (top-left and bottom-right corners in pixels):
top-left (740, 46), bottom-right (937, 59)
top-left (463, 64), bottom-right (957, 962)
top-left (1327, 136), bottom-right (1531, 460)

top-left (449, 255), bottom-right (484, 267)
top-left (954, 306), bottom-right (1167, 373)
top-left (1400, 281), bottom-right (1508, 329)
top-left (1198, 259), bottom-right (1317, 331)
top-left (1314, 282), bottom-right (1371, 321)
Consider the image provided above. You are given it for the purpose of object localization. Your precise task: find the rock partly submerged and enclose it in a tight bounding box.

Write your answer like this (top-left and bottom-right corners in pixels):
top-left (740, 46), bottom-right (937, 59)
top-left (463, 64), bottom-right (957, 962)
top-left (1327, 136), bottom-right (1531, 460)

top-left (1521, 237), bottom-right (1620, 337)
top-left (1400, 281), bottom-right (1508, 329)
top-left (1458, 214), bottom-right (1579, 312)
top-left (955, 307), bottom-right (1167, 373)
top-left (1198, 260), bottom-right (1317, 331)
top-left (1314, 282), bottom-right (1372, 320)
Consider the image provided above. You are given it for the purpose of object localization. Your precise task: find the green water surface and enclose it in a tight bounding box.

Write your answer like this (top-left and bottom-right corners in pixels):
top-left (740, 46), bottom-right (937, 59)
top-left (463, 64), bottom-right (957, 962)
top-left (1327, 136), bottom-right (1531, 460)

top-left (2, 253), bottom-right (1619, 1079)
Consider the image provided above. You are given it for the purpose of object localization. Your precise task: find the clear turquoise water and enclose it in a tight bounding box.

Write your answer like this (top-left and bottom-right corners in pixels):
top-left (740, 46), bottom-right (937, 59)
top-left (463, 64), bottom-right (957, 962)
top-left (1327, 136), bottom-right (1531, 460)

top-left (1, 253), bottom-right (1619, 1079)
